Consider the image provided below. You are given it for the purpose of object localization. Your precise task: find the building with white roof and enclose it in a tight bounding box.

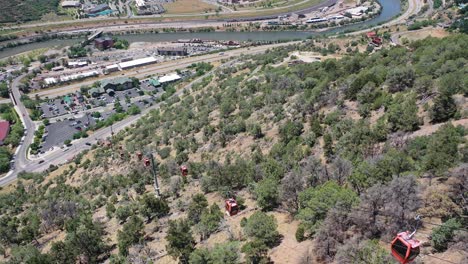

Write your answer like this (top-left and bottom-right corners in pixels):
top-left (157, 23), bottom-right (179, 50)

top-left (118, 57), bottom-right (157, 70)
top-left (61, 1), bottom-right (81, 8)
top-left (345, 6), bottom-right (369, 17)
top-left (44, 77), bottom-right (57, 86)
top-left (136, 0), bottom-right (146, 7)
top-left (60, 70), bottom-right (99, 82)
top-left (67, 61), bottom-right (88, 68)
top-left (159, 73), bottom-right (181, 84)
top-left (105, 64), bottom-right (120, 74)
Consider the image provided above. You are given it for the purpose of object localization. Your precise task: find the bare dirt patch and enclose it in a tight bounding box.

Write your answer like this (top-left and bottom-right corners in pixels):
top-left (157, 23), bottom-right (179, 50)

top-left (163, 0), bottom-right (216, 14)
top-left (400, 28), bottom-right (450, 42)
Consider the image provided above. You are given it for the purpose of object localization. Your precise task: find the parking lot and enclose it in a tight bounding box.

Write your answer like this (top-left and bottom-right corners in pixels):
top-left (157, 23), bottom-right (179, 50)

top-left (40, 99), bottom-right (68, 118)
top-left (41, 114), bottom-right (96, 151)
top-left (38, 88), bottom-right (161, 151)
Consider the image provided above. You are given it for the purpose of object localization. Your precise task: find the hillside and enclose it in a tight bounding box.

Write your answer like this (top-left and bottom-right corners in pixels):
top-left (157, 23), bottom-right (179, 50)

top-left (0, 0), bottom-right (60, 23)
top-left (0, 34), bottom-right (467, 264)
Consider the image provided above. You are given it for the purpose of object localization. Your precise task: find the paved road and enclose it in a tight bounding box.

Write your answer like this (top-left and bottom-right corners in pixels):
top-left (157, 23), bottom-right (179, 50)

top-left (345, 0), bottom-right (422, 37)
top-left (0, 74), bottom-right (37, 186)
top-left (389, 0), bottom-right (427, 45)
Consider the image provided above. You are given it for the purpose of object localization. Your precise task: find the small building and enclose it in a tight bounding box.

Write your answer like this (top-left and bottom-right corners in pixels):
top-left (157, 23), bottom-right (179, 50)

top-left (67, 60), bottom-right (88, 68)
top-left (75, 92), bottom-right (84, 103)
top-left (345, 6), bottom-right (369, 17)
top-left (52, 66), bottom-right (64, 72)
top-left (61, 1), bottom-right (81, 8)
top-left (371, 37), bottom-right (383, 46)
top-left (86, 4), bottom-right (110, 14)
top-left (157, 47), bottom-right (188, 56)
top-left (104, 64), bottom-right (119, 74)
top-left (366, 31), bottom-right (377, 38)
top-left (149, 78), bottom-right (161, 87)
top-left (44, 77), bottom-right (58, 86)
top-left (94, 37), bottom-right (114, 50)
top-left (63, 95), bottom-right (73, 105)
top-left (100, 77), bottom-right (134, 91)
top-left (88, 87), bottom-right (105, 97)
top-left (159, 73), bottom-right (181, 85)
top-left (106, 89), bottom-right (115, 96)
top-left (59, 70), bottom-right (99, 82)
top-left (0, 121), bottom-right (10, 145)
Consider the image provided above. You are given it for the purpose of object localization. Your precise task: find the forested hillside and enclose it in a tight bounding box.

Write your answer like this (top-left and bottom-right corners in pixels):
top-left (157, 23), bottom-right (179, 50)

top-left (0, 34), bottom-right (467, 263)
top-left (0, 0), bottom-right (60, 23)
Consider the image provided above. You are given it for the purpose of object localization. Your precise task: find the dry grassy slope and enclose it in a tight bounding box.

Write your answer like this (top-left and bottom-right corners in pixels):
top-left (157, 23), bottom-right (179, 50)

top-left (2, 34), bottom-right (467, 263)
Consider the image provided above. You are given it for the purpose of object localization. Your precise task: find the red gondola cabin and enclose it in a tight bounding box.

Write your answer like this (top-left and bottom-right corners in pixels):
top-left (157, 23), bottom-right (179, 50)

top-left (180, 165), bottom-right (188, 177)
top-left (225, 198), bottom-right (239, 216)
top-left (391, 231), bottom-right (421, 264)
top-left (143, 157), bottom-right (151, 167)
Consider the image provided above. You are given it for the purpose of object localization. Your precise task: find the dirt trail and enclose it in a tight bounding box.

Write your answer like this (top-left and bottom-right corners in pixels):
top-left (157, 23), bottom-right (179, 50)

top-left (409, 119), bottom-right (468, 138)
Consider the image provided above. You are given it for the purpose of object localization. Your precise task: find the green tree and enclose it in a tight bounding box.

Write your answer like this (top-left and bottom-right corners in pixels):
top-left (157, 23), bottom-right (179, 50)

top-left (336, 239), bottom-right (393, 264)
top-left (19, 213), bottom-right (40, 244)
top-left (323, 133), bottom-right (334, 160)
top-left (139, 194), bottom-right (169, 222)
top-left (241, 239), bottom-right (269, 264)
top-left (197, 204), bottom-right (223, 240)
top-left (187, 193), bottom-right (208, 224)
top-left (423, 124), bottom-right (462, 177)
top-left (249, 123), bottom-right (263, 139)
top-left (117, 216), bottom-right (144, 256)
top-left (279, 120), bottom-right (303, 143)
top-left (385, 66), bottom-right (415, 92)
top-left (0, 82), bottom-right (9, 98)
top-left (189, 242), bottom-right (240, 264)
top-left (115, 205), bottom-right (133, 223)
top-left (431, 218), bottom-right (462, 252)
top-left (210, 242), bottom-right (240, 264)
top-left (298, 181), bottom-right (358, 233)
top-left (430, 92), bottom-right (457, 124)
top-left (310, 116), bottom-right (323, 137)
top-left (50, 241), bottom-right (75, 263)
top-left (166, 218), bottom-right (195, 264)
top-left (243, 212), bottom-right (280, 246)
top-left (0, 216), bottom-right (18, 252)
top-left (189, 248), bottom-right (211, 264)
top-left (254, 177), bottom-right (279, 211)
top-left (106, 202), bottom-right (116, 218)
top-left (65, 217), bottom-right (107, 263)
top-left (8, 245), bottom-right (51, 264)
top-left (387, 93), bottom-right (420, 132)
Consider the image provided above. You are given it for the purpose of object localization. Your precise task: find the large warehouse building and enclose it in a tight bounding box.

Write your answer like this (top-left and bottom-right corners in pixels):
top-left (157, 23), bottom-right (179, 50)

top-left (118, 57), bottom-right (158, 70)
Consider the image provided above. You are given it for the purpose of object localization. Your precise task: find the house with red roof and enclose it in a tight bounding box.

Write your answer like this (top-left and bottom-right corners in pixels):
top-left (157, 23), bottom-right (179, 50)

top-left (0, 121), bottom-right (10, 145)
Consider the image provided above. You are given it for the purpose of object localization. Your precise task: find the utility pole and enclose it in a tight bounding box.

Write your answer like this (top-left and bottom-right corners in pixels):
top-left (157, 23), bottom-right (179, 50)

top-left (148, 152), bottom-right (161, 197)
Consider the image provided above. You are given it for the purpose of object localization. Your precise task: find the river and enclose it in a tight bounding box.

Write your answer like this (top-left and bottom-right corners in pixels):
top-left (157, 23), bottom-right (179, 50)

top-left (0, 0), bottom-right (400, 59)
